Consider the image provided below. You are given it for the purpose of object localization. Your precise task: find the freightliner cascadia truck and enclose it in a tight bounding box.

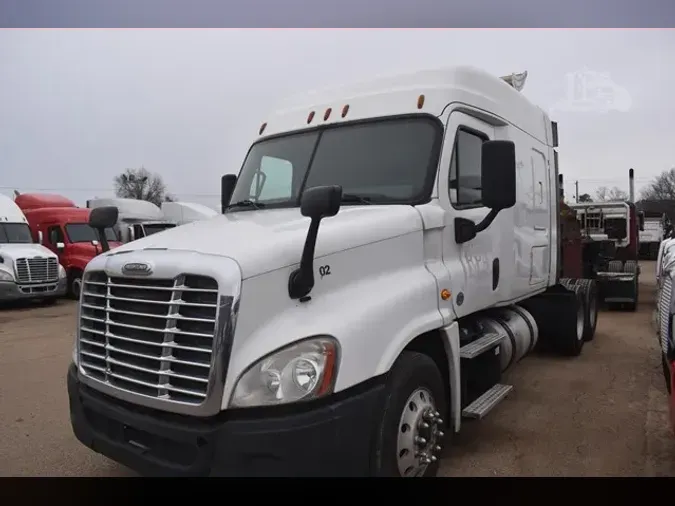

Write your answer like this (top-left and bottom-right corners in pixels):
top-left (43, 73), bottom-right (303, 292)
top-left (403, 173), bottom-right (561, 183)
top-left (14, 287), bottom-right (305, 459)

top-left (68, 67), bottom-right (598, 477)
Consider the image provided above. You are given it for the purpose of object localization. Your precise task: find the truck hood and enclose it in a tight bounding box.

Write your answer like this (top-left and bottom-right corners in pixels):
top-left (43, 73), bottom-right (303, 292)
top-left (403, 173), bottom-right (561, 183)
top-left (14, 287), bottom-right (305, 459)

top-left (0, 243), bottom-right (57, 260)
top-left (109, 206), bottom-right (424, 278)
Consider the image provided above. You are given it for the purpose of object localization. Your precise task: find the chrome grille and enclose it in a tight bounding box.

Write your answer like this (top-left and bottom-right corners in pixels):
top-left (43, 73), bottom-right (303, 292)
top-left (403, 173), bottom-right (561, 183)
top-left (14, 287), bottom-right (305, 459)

top-left (15, 257), bottom-right (58, 284)
top-left (660, 275), bottom-right (673, 355)
top-left (78, 270), bottom-right (220, 404)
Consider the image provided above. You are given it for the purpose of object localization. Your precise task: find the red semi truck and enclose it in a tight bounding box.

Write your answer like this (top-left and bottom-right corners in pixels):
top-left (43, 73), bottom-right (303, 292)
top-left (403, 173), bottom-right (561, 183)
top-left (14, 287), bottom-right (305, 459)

top-left (14, 193), bottom-right (121, 298)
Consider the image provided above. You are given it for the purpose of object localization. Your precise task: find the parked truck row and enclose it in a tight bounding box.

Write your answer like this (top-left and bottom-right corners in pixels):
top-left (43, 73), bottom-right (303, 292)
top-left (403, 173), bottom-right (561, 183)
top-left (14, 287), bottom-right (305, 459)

top-left (0, 194), bottom-right (216, 304)
top-left (67, 67), bottom-right (631, 477)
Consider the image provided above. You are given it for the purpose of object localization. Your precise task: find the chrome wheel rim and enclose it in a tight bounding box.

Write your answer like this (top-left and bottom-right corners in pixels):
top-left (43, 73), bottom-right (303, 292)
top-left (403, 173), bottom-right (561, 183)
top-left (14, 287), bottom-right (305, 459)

top-left (396, 387), bottom-right (444, 477)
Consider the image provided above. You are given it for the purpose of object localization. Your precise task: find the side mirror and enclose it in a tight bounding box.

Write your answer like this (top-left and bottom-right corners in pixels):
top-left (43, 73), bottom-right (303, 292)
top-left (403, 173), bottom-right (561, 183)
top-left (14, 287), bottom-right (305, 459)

top-left (455, 140), bottom-right (517, 245)
top-left (300, 185), bottom-right (342, 219)
top-left (89, 206), bottom-right (118, 253)
top-left (638, 212), bottom-right (645, 232)
top-left (89, 206), bottom-right (119, 229)
top-left (221, 174), bottom-right (237, 213)
top-left (288, 185), bottom-right (343, 300)
top-left (56, 242), bottom-right (65, 251)
top-left (37, 231), bottom-right (43, 244)
top-left (481, 140), bottom-right (517, 211)
top-left (127, 225), bottom-right (135, 242)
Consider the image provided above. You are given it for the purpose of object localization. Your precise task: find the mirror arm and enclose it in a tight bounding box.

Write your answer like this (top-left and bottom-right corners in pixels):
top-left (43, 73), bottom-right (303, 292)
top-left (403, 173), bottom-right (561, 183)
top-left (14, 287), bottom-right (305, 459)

top-left (474, 208), bottom-right (500, 234)
top-left (288, 217), bottom-right (321, 300)
top-left (96, 229), bottom-right (110, 253)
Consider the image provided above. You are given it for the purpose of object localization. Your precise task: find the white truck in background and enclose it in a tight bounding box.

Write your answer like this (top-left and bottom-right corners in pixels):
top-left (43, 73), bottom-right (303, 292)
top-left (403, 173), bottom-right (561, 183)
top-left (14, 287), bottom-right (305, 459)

top-left (640, 213), bottom-right (669, 260)
top-left (86, 197), bottom-right (176, 243)
top-left (68, 66), bottom-right (598, 477)
top-left (0, 193), bottom-right (67, 303)
top-left (161, 201), bottom-right (218, 226)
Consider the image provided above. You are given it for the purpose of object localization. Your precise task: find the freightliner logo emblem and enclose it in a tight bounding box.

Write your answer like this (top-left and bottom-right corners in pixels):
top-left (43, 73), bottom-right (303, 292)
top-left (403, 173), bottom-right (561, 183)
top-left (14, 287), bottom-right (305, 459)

top-left (122, 262), bottom-right (152, 276)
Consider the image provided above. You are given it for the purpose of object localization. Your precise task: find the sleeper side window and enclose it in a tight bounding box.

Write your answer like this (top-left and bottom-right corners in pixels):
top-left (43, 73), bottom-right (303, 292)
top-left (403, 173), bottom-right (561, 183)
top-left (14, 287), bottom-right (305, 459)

top-left (449, 128), bottom-right (488, 208)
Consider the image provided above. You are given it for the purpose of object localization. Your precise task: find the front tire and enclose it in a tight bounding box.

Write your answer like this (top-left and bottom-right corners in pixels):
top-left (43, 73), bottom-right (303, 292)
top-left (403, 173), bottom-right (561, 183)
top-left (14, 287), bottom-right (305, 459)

top-left (67, 269), bottom-right (83, 300)
top-left (372, 351), bottom-right (447, 477)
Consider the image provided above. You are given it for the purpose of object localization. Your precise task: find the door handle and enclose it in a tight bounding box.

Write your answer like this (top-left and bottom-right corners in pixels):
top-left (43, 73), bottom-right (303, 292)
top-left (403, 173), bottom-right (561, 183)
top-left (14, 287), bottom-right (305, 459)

top-left (534, 226), bottom-right (546, 231)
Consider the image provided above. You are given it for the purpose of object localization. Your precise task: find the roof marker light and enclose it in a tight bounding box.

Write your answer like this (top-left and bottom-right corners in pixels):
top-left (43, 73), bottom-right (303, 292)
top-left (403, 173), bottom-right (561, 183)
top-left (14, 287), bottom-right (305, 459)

top-left (341, 104), bottom-right (349, 118)
top-left (259, 122), bottom-right (267, 135)
top-left (324, 108), bottom-right (332, 121)
top-left (417, 94), bottom-right (425, 109)
top-left (307, 111), bottom-right (315, 124)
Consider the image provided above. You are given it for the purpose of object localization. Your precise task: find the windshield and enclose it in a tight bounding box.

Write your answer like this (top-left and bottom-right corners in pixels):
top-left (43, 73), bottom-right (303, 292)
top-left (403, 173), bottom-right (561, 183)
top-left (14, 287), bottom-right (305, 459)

top-left (229, 116), bottom-right (442, 209)
top-left (0, 223), bottom-right (33, 244)
top-left (65, 224), bottom-right (117, 243)
top-left (143, 223), bottom-right (176, 237)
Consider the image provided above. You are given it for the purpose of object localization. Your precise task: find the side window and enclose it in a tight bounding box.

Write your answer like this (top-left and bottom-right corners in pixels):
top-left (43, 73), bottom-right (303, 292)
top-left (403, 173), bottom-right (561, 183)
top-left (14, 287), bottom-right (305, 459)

top-left (48, 226), bottom-right (63, 245)
top-left (249, 156), bottom-right (294, 201)
top-left (133, 224), bottom-right (145, 239)
top-left (449, 128), bottom-right (488, 207)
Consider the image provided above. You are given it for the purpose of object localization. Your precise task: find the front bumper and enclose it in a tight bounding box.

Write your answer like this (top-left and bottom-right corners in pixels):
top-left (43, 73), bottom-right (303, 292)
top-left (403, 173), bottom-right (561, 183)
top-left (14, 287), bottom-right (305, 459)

top-left (67, 364), bottom-right (385, 477)
top-left (0, 278), bottom-right (67, 301)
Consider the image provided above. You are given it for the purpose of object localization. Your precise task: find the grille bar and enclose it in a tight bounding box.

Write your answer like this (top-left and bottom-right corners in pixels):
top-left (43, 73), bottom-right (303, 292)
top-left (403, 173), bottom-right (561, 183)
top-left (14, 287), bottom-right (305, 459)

top-left (15, 257), bottom-right (59, 284)
top-left (78, 270), bottom-right (219, 404)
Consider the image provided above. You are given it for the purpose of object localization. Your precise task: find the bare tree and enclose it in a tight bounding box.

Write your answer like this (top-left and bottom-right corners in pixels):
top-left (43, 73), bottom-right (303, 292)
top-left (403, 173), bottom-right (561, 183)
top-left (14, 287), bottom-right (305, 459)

top-left (595, 186), bottom-right (628, 202)
top-left (640, 168), bottom-right (675, 201)
top-left (113, 167), bottom-right (169, 207)
top-left (578, 193), bottom-right (593, 203)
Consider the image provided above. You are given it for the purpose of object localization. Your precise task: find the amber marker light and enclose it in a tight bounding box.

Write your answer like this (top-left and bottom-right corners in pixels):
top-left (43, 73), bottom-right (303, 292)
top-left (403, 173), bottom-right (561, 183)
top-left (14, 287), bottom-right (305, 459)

top-left (417, 94), bottom-right (425, 109)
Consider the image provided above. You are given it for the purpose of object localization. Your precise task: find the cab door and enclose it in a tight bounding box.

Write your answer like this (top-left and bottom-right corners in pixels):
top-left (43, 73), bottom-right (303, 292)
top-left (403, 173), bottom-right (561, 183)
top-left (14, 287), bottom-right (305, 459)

top-left (438, 110), bottom-right (500, 318)
top-left (45, 225), bottom-right (66, 258)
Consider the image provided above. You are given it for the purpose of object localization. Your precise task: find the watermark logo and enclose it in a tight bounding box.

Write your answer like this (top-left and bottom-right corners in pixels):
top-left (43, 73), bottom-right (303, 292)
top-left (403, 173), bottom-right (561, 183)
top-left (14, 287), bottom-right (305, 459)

top-left (550, 68), bottom-right (632, 114)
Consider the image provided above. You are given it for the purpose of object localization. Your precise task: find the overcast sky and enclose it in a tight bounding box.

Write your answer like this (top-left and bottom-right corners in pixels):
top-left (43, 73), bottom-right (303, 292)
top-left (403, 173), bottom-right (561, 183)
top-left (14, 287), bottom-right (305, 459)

top-left (1, 29), bottom-right (674, 209)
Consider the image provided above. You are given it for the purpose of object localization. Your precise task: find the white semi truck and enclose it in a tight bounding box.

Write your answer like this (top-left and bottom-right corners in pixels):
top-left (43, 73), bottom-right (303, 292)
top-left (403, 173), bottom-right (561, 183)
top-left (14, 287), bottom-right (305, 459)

top-left (68, 66), bottom-right (597, 477)
top-left (0, 193), bottom-right (67, 303)
top-left (86, 198), bottom-right (176, 243)
top-left (640, 213), bottom-right (669, 260)
top-left (161, 201), bottom-right (218, 226)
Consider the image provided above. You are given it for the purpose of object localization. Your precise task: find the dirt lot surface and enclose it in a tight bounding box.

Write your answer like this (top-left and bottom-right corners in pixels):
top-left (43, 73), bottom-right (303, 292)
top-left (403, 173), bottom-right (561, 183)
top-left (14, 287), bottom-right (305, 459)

top-left (1, 261), bottom-right (674, 476)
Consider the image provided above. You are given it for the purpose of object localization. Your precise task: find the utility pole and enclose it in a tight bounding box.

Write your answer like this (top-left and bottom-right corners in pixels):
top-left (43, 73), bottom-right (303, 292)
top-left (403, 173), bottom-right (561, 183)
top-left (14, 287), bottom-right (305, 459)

top-left (575, 180), bottom-right (579, 203)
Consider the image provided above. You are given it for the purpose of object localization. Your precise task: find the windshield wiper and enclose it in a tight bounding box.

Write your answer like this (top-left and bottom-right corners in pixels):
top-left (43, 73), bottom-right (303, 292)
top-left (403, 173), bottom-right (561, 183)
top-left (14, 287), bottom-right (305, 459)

top-left (225, 200), bottom-right (266, 211)
top-left (341, 193), bottom-right (374, 205)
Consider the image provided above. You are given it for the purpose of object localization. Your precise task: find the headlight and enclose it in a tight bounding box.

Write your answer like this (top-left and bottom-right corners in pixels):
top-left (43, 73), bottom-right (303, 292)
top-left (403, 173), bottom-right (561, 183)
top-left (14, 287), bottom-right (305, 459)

top-left (58, 264), bottom-right (66, 279)
top-left (0, 269), bottom-right (14, 282)
top-left (230, 336), bottom-right (340, 408)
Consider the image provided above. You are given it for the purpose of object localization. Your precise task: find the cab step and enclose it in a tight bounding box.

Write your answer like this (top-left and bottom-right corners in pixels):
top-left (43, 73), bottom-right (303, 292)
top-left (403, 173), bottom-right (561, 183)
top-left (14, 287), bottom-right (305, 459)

top-left (461, 383), bottom-right (513, 420)
top-left (459, 332), bottom-right (505, 359)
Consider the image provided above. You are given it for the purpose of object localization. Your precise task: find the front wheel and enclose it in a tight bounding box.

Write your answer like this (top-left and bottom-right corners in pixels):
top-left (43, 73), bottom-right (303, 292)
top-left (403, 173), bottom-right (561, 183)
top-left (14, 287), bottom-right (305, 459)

top-left (372, 351), bottom-right (448, 477)
top-left (68, 270), bottom-right (83, 300)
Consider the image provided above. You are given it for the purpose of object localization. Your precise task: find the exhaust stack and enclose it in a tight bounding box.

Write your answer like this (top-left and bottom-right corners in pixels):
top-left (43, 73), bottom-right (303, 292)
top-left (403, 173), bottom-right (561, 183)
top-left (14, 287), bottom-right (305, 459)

top-left (629, 168), bottom-right (635, 203)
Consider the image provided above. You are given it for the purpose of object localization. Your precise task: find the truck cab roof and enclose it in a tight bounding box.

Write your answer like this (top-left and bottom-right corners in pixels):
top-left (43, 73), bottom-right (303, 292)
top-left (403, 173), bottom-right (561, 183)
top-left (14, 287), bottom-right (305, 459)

top-left (261, 65), bottom-right (554, 147)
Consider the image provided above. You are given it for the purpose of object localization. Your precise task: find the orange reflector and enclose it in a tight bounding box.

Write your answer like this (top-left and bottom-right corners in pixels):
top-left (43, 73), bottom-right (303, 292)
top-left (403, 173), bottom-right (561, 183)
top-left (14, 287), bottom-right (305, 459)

top-left (259, 122), bottom-right (267, 135)
top-left (324, 108), bottom-right (332, 121)
top-left (307, 111), bottom-right (315, 124)
top-left (417, 95), bottom-right (425, 109)
top-left (341, 104), bottom-right (350, 118)
top-left (440, 289), bottom-right (451, 300)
